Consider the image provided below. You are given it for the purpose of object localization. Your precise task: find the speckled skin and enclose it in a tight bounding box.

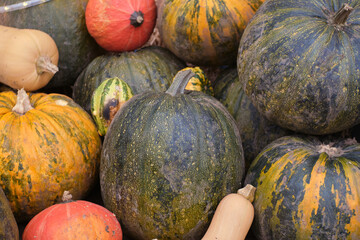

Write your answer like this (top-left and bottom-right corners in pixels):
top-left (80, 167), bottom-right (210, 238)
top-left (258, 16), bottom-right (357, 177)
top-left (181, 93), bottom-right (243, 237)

top-left (0, 187), bottom-right (18, 240)
top-left (100, 71), bottom-right (245, 239)
top-left (237, 0), bottom-right (360, 135)
top-left (245, 135), bottom-right (360, 240)
top-left (73, 46), bottom-right (186, 114)
top-left (0, 0), bottom-right (103, 90)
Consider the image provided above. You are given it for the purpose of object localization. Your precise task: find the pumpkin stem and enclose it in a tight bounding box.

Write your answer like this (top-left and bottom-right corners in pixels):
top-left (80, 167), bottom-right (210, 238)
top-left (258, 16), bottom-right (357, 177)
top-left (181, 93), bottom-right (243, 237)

top-left (36, 56), bottom-right (59, 75)
top-left (317, 143), bottom-right (344, 157)
top-left (165, 69), bottom-right (196, 96)
top-left (327, 3), bottom-right (353, 29)
top-left (237, 184), bottom-right (256, 203)
top-left (12, 88), bottom-right (34, 115)
top-left (130, 11), bottom-right (144, 27)
top-left (62, 191), bottom-right (73, 202)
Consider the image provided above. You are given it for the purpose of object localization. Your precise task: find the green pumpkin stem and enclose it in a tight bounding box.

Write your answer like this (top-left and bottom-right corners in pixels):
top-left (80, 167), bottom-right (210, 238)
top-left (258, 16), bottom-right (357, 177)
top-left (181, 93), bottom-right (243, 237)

top-left (237, 184), bottom-right (256, 203)
top-left (36, 56), bottom-right (59, 75)
top-left (165, 69), bottom-right (196, 96)
top-left (332, 3), bottom-right (353, 26)
top-left (12, 88), bottom-right (34, 115)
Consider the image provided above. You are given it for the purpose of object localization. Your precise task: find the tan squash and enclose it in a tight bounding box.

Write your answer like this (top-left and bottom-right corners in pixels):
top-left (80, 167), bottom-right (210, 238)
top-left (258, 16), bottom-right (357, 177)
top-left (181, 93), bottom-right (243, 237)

top-left (202, 184), bottom-right (256, 240)
top-left (0, 25), bottom-right (59, 91)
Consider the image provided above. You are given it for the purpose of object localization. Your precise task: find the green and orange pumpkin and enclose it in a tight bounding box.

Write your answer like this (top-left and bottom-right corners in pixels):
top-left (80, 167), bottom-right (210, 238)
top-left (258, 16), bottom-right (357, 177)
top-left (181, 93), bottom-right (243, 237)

top-left (237, 1), bottom-right (360, 135)
top-left (245, 135), bottom-right (360, 239)
top-left (0, 89), bottom-right (101, 222)
top-left (100, 69), bottom-right (245, 239)
top-left (158, 0), bottom-right (263, 66)
top-left (72, 46), bottom-right (186, 113)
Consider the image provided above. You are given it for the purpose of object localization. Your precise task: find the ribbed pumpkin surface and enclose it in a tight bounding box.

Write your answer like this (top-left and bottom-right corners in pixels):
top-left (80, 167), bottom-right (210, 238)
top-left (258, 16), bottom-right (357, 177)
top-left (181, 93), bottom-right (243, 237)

top-left (72, 46), bottom-right (185, 113)
top-left (237, 0), bottom-right (360, 135)
top-left (0, 0), bottom-right (102, 90)
top-left (245, 135), bottom-right (360, 239)
top-left (0, 91), bottom-right (101, 222)
top-left (213, 67), bottom-right (291, 168)
top-left (159, 0), bottom-right (263, 66)
top-left (101, 71), bottom-right (245, 239)
top-left (0, 187), bottom-right (18, 240)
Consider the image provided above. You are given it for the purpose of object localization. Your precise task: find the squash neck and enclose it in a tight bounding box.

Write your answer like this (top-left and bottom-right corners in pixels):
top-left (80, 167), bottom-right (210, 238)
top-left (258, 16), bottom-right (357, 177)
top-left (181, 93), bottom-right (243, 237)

top-left (12, 88), bottom-right (33, 115)
top-left (166, 69), bottom-right (196, 96)
top-left (36, 56), bottom-right (59, 75)
top-left (237, 184), bottom-right (256, 203)
top-left (327, 3), bottom-right (353, 30)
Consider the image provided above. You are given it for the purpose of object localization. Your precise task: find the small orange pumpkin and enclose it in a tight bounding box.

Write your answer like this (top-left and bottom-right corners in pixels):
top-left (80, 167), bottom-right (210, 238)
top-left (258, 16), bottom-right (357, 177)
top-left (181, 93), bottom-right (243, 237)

top-left (22, 191), bottom-right (122, 240)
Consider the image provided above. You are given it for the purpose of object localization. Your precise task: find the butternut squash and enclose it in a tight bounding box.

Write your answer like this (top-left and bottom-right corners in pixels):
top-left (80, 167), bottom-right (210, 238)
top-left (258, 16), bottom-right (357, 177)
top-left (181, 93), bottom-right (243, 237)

top-left (0, 25), bottom-right (59, 91)
top-left (202, 184), bottom-right (256, 240)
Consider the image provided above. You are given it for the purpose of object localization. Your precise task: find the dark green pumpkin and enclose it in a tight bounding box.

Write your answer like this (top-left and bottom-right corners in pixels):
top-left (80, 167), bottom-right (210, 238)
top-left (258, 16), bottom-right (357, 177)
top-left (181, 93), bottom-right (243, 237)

top-left (245, 135), bottom-right (360, 239)
top-left (0, 0), bottom-right (103, 90)
top-left (100, 69), bottom-right (245, 239)
top-left (213, 67), bottom-right (291, 169)
top-left (0, 187), bottom-right (18, 240)
top-left (237, 1), bottom-right (360, 135)
top-left (73, 46), bottom-right (186, 113)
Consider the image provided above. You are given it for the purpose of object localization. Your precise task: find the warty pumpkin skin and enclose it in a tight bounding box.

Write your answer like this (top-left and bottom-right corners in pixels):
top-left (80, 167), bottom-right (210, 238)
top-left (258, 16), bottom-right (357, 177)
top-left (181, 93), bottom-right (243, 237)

top-left (213, 67), bottom-right (292, 169)
top-left (0, 89), bottom-right (102, 222)
top-left (0, 187), bottom-right (19, 240)
top-left (238, 0), bottom-right (360, 135)
top-left (100, 70), bottom-right (245, 239)
top-left (158, 0), bottom-right (263, 66)
top-left (0, 0), bottom-right (103, 90)
top-left (72, 46), bottom-right (186, 113)
top-left (245, 135), bottom-right (360, 240)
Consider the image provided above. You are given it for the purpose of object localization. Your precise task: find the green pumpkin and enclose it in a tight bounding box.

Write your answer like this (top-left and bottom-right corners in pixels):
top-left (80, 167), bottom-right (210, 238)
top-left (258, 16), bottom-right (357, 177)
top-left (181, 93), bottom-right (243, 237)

top-left (237, 1), bottom-right (360, 135)
top-left (73, 46), bottom-right (186, 113)
top-left (213, 67), bottom-right (291, 169)
top-left (0, 0), bottom-right (103, 90)
top-left (0, 187), bottom-right (18, 240)
top-left (100, 69), bottom-right (245, 239)
top-left (245, 135), bottom-right (360, 240)
top-left (91, 77), bottom-right (134, 136)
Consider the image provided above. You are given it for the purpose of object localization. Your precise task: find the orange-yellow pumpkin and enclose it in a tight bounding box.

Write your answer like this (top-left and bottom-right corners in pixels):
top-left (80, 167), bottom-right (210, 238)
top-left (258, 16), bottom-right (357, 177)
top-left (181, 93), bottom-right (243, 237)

top-left (0, 89), bottom-right (101, 222)
top-left (22, 191), bottom-right (122, 240)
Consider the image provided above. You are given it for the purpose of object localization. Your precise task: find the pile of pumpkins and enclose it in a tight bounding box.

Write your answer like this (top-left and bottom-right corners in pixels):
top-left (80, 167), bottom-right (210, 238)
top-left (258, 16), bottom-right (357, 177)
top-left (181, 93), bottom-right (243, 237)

top-left (0, 0), bottom-right (360, 239)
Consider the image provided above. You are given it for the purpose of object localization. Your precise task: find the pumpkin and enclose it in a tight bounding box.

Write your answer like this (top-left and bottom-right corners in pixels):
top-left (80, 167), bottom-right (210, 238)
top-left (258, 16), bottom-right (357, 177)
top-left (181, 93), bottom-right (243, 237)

top-left (178, 66), bottom-right (214, 96)
top-left (0, 89), bottom-right (101, 222)
top-left (100, 69), bottom-right (245, 239)
top-left (157, 0), bottom-right (263, 66)
top-left (244, 135), bottom-right (360, 240)
top-left (22, 191), bottom-right (122, 240)
top-left (85, 0), bottom-right (157, 52)
top-left (213, 67), bottom-right (292, 169)
top-left (0, 25), bottom-right (59, 91)
top-left (202, 184), bottom-right (256, 240)
top-left (238, 1), bottom-right (360, 135)
top-left (91, 77), bottom-right (134, 136)
top-left (72, 46), bottom-right (186, 113)
top-left (0, 186), bottom-right (19, 240)
top-left (0, 0), bottom-right (103, 90)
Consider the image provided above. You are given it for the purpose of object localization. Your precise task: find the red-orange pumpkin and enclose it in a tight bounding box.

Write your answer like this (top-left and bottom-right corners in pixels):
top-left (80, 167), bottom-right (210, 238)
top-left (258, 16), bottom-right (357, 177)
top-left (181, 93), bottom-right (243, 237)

top-left (22, 191), bottom-right (122, 240)
top-left (85, 0), bottom-right (157, 52)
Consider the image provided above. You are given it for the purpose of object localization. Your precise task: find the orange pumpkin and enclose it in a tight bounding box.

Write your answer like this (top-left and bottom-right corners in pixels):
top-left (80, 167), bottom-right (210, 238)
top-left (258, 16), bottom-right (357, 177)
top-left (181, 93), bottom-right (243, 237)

top-left (22, 191), bottom-right (122, 240)
top-left (0, 89), bottom-right (101, 222)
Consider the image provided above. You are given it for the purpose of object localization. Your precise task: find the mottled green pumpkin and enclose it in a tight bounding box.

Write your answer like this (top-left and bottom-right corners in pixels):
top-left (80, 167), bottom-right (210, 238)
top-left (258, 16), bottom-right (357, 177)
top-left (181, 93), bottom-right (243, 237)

top-left (91, 77), bottom-right (134, 136)
top-left (245, 135), bottom-right (360, 240)
top-left (0, 89), bottom-right (101, 222)
top-left (73, 46), bottom-right (186, 113)
top-left (158, 0), bottom-right (263, 66)
top-left (0, 0), bottom-right (102, 90)
top-left (237, 1), bottom-right (360, 135)
top-left (0, 187), bottom-right (18, 240)
top-left (100, 69), bottom-right (245, 239)
top-left (213, 67), bottom-right (291, 169)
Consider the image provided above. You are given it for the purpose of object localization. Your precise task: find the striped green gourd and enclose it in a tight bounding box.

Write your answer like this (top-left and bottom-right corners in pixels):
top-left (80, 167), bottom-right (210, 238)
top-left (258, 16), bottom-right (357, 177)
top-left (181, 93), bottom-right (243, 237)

top-left (100, 69), bottom-right (245, 239)
top-left (237, 1), bottom-right (360, 135)
top-left (91, 77), bottom-right (133, 136)
top-left (245, 135), bottom-right (360, 239)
